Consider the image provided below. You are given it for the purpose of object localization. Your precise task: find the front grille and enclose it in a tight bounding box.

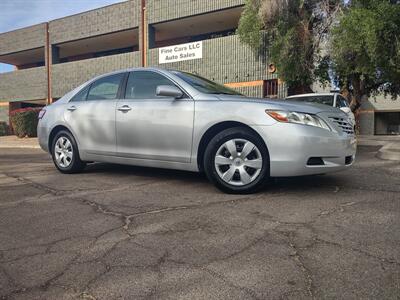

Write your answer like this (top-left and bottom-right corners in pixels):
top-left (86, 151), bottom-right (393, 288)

top-left (329, 117), bottom-right (354, 135)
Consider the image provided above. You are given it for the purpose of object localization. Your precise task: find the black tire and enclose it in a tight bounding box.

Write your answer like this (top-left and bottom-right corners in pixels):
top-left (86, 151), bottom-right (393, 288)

top-left (203, 127), bottom-right (270, 194)
top-left (51, 130), bottom-right (86, 174)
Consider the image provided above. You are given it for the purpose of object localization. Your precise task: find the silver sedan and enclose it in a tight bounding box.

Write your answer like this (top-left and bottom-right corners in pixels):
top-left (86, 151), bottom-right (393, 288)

top-left (38, 68), bottom-right (357, 193)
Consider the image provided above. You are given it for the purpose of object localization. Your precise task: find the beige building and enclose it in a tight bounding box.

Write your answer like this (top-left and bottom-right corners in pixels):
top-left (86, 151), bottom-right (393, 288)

top-left (0, 0), bottom-right (399, 135)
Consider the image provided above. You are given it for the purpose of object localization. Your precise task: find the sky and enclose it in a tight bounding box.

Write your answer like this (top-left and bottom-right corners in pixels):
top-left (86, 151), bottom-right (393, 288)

top-left (0, 0), bottom-right (125, 73)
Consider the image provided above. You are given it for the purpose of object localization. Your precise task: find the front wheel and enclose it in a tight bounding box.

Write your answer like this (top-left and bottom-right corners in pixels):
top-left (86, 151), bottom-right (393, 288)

top-left (51, 130), bottom-right (86, 174)
top-left (203, 127), bottom-right (270, 194)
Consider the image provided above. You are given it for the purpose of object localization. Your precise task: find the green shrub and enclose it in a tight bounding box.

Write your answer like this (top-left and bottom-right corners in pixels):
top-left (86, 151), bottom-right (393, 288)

top-left (10, 108), bottom-right (42, 138)
top-left (0, 121), bottom-right (8, 136)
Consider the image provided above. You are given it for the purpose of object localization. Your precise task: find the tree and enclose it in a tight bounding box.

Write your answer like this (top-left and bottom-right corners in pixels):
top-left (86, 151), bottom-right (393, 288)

top-left (237, 0), bottom-right (342, 95)
top-left (330, 0), bottom-right (400, 111)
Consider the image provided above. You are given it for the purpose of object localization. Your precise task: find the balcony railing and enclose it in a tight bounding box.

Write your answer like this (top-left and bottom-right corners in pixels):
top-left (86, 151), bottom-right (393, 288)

top-left (52, 52), bottom-right (141, 98)
top-left (0, 67), bottom-right (47, 102)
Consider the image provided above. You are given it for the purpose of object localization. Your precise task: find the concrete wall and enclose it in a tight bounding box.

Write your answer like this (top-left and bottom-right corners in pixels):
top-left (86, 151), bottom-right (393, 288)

top-left (232, 86), bottom-right (264, 98)
top-left (49, 0), bottom-right (140, 44)
top-left (230, 83), bottom-right (287, 99)
top-left (0, 67), bottom-right (47, 101)
top-left (149, 35), bottom-right (272, 83)
top-left (358, 113), bottom-right (375, 135)
top-left (52, 52), bottom-right (141, 98)
top-left (148, 34), bottom-right (285, 98)
top-left (361, 95), bottom-right (400, 111)
top-left (0, 24), bottom-right (46, 55)
top-left (358, 95), bottom-right (400, 135)
top-left (147, 0), bottom-right (245, 24)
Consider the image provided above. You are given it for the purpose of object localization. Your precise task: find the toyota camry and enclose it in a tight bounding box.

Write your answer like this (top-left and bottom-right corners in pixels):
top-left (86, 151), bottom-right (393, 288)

top-left (38, 68), bottom-right (357, 193)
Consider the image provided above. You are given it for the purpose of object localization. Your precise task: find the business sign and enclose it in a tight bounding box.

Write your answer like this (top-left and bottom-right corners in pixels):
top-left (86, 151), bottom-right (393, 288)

top-left (159, 41), bottom-right (203, 64)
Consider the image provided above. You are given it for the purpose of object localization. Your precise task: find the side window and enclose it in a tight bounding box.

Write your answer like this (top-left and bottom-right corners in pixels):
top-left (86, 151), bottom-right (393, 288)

top-left (87, 73), bottom-right (124, 100)
top-left (125, 71), bottom-right (180, 99)
top-left (70, 85), bottom-right (90, 102)
top-left (336, 96), bottom-right (349, 108)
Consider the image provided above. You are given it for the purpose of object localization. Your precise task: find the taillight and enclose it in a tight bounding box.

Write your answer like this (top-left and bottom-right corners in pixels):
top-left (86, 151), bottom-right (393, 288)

top-left (38, 108), bottom-right (46, 119)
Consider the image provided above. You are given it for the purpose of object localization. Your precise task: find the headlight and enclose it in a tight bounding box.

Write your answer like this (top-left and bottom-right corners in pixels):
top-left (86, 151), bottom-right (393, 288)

top-left (266, 110), bottom-right (331, 131)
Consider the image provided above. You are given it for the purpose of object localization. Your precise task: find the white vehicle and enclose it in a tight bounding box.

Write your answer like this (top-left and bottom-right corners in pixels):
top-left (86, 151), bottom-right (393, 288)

top-left (286, 93), bottom-right (355, 126)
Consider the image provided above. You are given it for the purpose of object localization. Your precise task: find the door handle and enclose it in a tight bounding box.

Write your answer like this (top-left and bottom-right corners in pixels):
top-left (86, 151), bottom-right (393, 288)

top-left (67, 106), bottom-right (77, 111)
top-left (117, 105), bottom-right (132, 112)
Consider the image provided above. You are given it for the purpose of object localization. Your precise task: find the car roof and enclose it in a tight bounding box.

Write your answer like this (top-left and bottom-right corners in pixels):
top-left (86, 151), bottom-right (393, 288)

top-left (100, 67), bottom-right (174, 75)
top-left (87, 67), bottom-right (180, 82)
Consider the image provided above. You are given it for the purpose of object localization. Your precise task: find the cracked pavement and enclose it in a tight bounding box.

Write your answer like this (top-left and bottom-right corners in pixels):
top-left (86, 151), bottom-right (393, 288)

top-left (0, 146), bottom-right (399, 299)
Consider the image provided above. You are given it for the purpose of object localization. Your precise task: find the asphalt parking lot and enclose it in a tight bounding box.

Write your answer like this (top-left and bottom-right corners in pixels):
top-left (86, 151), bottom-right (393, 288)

top-left (0, 146), bottom-right (399, 300)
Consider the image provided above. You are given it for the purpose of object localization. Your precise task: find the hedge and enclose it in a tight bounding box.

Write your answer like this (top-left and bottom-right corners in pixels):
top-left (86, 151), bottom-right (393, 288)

top-left (0, 121), bottom-right (8, 136)
top-left (10, 107), bottom-right (42, 138)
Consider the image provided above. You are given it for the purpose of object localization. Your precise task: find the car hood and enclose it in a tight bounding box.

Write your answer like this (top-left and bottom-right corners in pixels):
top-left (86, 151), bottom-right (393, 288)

top-left (215, 95), bottom-right (343, 115)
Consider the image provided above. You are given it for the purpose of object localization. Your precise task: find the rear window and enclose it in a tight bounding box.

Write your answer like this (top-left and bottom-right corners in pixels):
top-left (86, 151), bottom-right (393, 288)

top-left (87, 73), bottom-right (125, 100)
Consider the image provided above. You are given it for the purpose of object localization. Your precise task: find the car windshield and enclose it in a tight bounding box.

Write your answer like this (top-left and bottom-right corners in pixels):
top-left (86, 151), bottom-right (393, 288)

top-left (289, 95), bottom-right (334, 106)
top-left (171, 71), bottom-right (242, 96)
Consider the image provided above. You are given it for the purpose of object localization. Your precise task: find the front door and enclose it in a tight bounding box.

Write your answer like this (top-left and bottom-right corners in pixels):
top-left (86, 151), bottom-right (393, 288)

top-left (64, 72), bottom-right (125, 156)
top-left (116, 70), bottom-right (194, 163)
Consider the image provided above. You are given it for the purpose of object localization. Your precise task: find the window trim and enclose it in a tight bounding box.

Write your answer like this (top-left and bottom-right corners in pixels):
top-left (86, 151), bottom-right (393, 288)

top-left (122, 70), bottom-right (191, 101)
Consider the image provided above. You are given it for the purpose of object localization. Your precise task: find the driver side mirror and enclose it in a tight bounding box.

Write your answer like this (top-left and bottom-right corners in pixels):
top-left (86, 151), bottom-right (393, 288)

top-left (156, 85), bottom-right (184, 99)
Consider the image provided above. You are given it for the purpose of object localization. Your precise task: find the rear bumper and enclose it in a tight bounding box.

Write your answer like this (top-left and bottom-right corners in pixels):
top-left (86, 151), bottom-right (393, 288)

top-left (252, 123), bottom-right (357, 177)
top-left (37, 122), bottom-right (49, 153)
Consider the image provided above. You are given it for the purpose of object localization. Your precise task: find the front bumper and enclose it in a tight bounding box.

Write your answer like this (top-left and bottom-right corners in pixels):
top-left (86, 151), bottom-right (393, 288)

top-left (252, 123), bottom-right (357, 177)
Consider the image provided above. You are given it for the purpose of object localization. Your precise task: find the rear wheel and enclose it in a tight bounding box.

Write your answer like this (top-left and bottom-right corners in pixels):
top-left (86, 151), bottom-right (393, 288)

top-left (204, 127), bottom-right (269, 194)
top-left (51, 130), bottom-right (86, 174)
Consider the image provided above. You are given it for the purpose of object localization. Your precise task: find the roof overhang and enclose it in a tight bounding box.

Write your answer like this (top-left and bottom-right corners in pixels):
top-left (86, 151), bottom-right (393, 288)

top-left (152, 6), bottom-right (244, 43)
top-left (56, 28), bottom-right (139, 59)
top-left (0, 47), bottom-right (45, 66)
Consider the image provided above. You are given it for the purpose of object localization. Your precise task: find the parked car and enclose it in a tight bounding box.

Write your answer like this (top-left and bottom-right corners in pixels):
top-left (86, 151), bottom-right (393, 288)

top-left (286, 93), bottom-right (355, 126)
top-left (38, 68), bottom-right (357, 194)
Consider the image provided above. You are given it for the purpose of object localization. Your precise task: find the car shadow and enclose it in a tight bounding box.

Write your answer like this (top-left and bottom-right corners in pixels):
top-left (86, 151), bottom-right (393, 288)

top-left (83, 162), bottom-right (346, 194)
top-left (84, 162), bottom-right (208, 183)
top-left (266, 175), bottom-right (346, 194)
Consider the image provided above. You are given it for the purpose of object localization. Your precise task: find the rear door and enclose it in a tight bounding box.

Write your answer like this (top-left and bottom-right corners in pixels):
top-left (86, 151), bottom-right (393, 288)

top-left (116, 70), bottom-right (194, 163)
top-left (64, 72), bottom-right (126, 156)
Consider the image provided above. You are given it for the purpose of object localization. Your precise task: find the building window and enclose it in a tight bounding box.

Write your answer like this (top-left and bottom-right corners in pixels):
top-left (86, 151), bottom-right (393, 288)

top-left (263, 79), bottom-right (278, 98)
